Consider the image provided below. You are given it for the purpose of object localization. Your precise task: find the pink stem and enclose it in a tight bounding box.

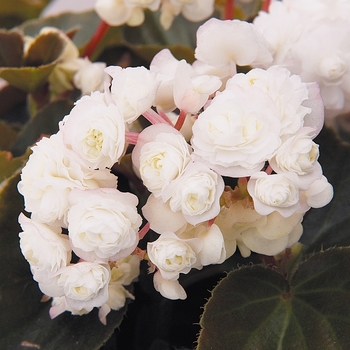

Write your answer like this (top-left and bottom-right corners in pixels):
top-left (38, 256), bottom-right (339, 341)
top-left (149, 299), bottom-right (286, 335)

top-left (125, 132), bottom-right (139, 145)
top-left (157, 109), bottom-right (174, 125)
top-left (261, 0), bottom-right (271, 12)
top-left (138, 222), bottom-right (150, 240)
top-left (143, 108), bottom-right (172, 125)
top-left (174, 110), bottom-right (187, 131)
top-left (83, 20), bottom-right (110, 59)
top-left (265, 165), bottom-right (273, 175)
top-left (224, 0), bottom-right (235, 20)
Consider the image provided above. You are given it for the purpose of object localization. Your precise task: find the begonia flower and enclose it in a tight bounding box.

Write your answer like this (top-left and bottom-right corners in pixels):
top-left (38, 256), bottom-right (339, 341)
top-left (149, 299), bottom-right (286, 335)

top-left (67, 188), bottom-right (142, 262)
top-left (61, 92), bottom-right (126, 169)
top-left (17, 132), bottom-right (117, 228)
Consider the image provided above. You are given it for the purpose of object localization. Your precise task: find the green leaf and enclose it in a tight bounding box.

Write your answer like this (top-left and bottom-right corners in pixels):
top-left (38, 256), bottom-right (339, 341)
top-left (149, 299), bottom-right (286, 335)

top-left (19, 11), bottom-right (102, 49)
top-left (0, 174), bottom-right (130, 350)
top-left (0, 0), bottom-right (50, 29)
top-left (0, 150), bottom-right (29, 184)
top-left (24, 30), bottom-right (66, 67)
top-left (0, 30), bottom-right (24, 67)
top-left (0, 121), bottom-right (18, 150)
top-left (11, 99), bottom-right (73, 156)
top-left (19, 10), bottom-right (198, 64)
top-left (197, 247), bottom-right (350, 350)
top-left (0, 63), bottom-right (57, 93)
top-left (301, 126), bottom-right (350, 253)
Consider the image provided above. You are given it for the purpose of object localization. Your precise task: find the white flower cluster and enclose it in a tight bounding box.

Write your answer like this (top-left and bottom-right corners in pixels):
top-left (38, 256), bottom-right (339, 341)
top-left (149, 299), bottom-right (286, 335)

top-left (252, 0), bottom-right (350, 121)
top-left (18, 15), bottom-right (333, 308)
top-left (94, 0), bottom-right (215, 30)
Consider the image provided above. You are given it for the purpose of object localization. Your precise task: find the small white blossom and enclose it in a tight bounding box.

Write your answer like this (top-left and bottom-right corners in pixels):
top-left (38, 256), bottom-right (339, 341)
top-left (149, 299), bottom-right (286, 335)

top-left (270, 127), bottom-right (322, 187)
top-left (73, 58), bottom-right (108, 96)
top-left (132, 123), bottom-right (192, 197)
top-left (67, 188), bottom-right (142, 262)
top-left (153, 270), bottom-right (187, 299)
top-left (142, 194), bottom-right (188, 234)
top-left (18, 213), bottom-right (71, 285)
top-left (57, 261), bottom-right (110, 310)
top-left (162, 161), bottom-right (224, 225)
top-left (247, 171), bottom-right (309, 217)
top-left (61, 92), bottom-right (126, 169)
top-left (105, 66), bottom-right (159, 123)
top-left (147, 231), bottom-right (202, 280)
top-left (17, 132), bottom-right (117, 228)
top-left (195, 18), bottom-right (272, 76)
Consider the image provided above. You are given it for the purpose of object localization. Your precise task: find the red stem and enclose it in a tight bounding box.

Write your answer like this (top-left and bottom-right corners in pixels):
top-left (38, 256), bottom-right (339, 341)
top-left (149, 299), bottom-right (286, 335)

top-left (261, 0), bottom-right (271, 12)
top-left (224, 0), bottom-right (235, 20)
top-left (174, 110), bottom-right (187, 131)
top-left (83, 20), bottom-right (110, 59)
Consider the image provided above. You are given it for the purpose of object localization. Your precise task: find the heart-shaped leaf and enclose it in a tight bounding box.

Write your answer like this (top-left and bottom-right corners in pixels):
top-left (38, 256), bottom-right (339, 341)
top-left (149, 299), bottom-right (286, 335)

top-left (197, 247), bottom-right (350, 350)
top-left (25, 30), bottom-right (66, 67)
top-left (0, 30), bottom-right (24, 67)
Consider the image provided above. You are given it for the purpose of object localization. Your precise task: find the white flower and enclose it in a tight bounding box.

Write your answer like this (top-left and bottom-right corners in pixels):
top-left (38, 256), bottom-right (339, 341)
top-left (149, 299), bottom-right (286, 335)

top-left (142, 194), bottom-right (188, 234)
top-left (153, 270), bottom-right (187, 300)
top-left (150, 49), bottom-right (182, 112)
top-left (147, 231), bottom-right (202, 280)
top-left (302, 175), bottom-right (334, 208)
top-left (132, 123), bottom-right (192, 197)
top-left (191, 87), bottom-right (282, 177)
top-left (98, 284), bottom-right (135, 324)
top-left (73, 58), bottom-right (108, 95)
top-left (247, 171), bottom-right (309, 217)
top-left (95, 0), bottom-right (161, 27)
top-left (18, 213), bottom-right (71, 283)
top-left (253, 1), bottom-right (304, 66)
top-left (240, 211), bottom-right (304, 256)
top-left (57, 261), bottom-right (110, 310)
top-left (50, 296), bottom-right (93, 319)
top-left (67, 188), bottom-right (142, 262)
top-left (61, 93), bottom-right (126, 169)
top-left (269, 127), bottom-right (322, 186)
top-left (162, 161), bottom-right (224, 225)
top-left (226, 66), bottom-right (312, 137)
top-left (178, 223), bottom-right (226, 266)
top-left (98, 255), bottom-right (140, 324)
top-left (195, 18), bottom-right (272, 75)
top-left (95, 0), bottom-right (132, 26)
top-left (173, 60), bottom-right (221, 114)
top-left (105, 66), bottom-right (159, 123)
top-left (159, 0), bottom-right (215, 30)
top-left (17, 132), bottom-right (117, 228)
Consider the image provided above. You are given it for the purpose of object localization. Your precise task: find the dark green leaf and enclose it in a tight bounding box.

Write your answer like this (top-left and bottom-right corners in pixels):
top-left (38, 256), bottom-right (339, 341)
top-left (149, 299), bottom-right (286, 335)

top-left (25, 31), bottom-right (66, 66)
top-left (0, 121), bottom-right (18, 150)
top-left (301, 126), bottom-right (350, 253)
top-left (0, 150), bottom-right (29, 183)
top-left (19, 11), bottom-right (102, 49)
top-left (0, 30), bottom-right (24, 67)
top-left (0, 63), bottom-right (56, 93)
top-left (0, 0), bottom-right (50, 29)
top-left (11, 99), bottom-right (73, 156)
top-left (197, 247), bottom-right (350, 350)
